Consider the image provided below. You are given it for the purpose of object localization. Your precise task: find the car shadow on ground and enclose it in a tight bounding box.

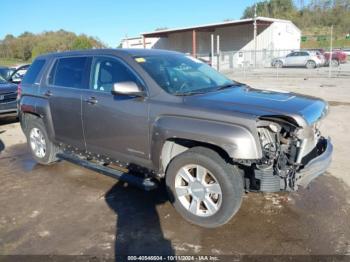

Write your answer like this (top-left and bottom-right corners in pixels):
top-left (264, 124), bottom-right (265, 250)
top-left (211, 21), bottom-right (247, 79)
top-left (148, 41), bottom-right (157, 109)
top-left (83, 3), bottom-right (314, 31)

top-left (105, 180), bottom-right (175, 257)
top-left (0, 139), bottom-right (4, 153)
top-left (0, 130), bottom-right (5, 153)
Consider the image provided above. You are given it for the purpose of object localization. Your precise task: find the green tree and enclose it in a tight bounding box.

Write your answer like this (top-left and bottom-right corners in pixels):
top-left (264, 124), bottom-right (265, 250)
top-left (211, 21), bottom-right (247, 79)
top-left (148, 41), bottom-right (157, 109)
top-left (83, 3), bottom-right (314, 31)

top-left (71, 35), bottom-right (93, 50)
top-left (242, 0), bottom-right (350, 48)
top-left (241, 0), bottom-right (297, 20)
top-left (0, 30), bottom-right (106, 62)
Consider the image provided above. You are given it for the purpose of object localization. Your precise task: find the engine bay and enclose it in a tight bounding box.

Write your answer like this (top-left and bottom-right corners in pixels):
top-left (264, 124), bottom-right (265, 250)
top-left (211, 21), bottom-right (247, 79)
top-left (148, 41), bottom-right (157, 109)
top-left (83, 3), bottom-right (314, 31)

top-left (245, 118), bottom-right (325, 192)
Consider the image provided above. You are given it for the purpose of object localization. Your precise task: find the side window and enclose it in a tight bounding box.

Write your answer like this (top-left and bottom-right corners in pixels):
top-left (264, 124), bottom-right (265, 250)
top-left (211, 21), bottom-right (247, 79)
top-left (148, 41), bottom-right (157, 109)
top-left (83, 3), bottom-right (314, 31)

top-left (90, 57), bottom-right (140, 92)
top-left (22, 59), bottom-right (46, 85)
top-left (300, 52), bottom-right (309, 56)
top-left (49, 57), bottom-right (89, 89)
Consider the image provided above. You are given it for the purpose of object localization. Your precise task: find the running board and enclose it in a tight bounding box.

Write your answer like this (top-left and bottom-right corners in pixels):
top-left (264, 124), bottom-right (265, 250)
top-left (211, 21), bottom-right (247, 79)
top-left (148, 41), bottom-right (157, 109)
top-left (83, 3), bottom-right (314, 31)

top-left (57, 153), bottom-right (158, 191)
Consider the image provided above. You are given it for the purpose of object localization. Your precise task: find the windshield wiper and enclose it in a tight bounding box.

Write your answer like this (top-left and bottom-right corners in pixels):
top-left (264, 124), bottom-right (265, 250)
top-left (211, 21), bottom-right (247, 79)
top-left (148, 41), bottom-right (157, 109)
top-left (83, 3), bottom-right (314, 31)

top-left (215, 83), bottom-right (241, 91)
top-left (173, 91), bottom-right (206, 96)
top-left (173, 83), bottom-right (242, 96)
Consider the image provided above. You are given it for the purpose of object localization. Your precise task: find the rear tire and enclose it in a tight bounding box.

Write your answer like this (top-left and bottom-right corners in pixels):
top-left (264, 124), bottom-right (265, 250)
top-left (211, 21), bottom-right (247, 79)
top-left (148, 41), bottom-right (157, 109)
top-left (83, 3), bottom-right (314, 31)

top-left (331, 59), bottom-right (339, 67)
top-left (165, 147), bottom-right (244, 228)
top-left (25, 117), bottom-right (59, 165)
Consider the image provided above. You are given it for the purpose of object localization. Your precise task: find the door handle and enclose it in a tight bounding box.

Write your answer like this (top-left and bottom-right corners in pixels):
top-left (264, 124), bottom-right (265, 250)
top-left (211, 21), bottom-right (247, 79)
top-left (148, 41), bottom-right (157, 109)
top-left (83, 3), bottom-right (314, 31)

top-left (44, 90), bottom-right (52, 97)
top-left (85, 97), bottom-right (98, 105)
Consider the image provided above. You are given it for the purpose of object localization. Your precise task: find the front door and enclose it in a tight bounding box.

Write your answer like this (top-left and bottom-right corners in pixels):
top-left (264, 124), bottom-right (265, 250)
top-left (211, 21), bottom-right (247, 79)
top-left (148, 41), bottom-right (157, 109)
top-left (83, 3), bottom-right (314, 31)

top-left (43, 56), bottom-right (92, 149)
top-left (82, 56), bottom-right (150, 164)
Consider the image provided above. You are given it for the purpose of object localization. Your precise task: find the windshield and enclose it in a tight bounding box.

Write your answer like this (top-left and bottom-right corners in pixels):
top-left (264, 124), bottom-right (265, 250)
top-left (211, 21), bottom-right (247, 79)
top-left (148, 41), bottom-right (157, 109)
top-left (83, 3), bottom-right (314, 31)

top-left (134, 54), bottom-right (235, 95)
top-left (0, 68), bottom-right (12, 81)
top-left (0, 75), bottom-right (7, 84)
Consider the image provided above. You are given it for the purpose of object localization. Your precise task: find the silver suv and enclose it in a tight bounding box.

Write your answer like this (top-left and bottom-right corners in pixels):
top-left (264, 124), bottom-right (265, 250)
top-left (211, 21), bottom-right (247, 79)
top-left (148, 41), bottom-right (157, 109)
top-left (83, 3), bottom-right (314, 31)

top-left (272, 51), bottom-right (325, 69)
top-left (19, 49), bottom-right (332, 228)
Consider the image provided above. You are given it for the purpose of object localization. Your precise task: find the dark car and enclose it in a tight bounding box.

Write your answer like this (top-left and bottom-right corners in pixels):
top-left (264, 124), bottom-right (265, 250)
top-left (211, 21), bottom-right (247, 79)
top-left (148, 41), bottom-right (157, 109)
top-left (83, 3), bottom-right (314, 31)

top-left (0, 75), bottom-right (18, 116)
top-left (19, 49), bottom-right (332, 228)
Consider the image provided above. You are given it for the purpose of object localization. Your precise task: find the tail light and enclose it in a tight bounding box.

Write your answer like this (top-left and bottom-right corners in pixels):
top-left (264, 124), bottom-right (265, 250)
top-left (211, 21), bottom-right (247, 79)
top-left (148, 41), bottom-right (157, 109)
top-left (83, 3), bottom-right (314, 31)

top-left (17, 83), bottom-right (22, 100)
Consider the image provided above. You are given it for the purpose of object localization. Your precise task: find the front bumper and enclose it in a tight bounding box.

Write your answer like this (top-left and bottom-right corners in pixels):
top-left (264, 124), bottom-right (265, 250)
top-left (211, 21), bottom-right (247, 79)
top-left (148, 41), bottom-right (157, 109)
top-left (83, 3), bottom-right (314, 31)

top-left (296, 138), bottom-right (333, 188)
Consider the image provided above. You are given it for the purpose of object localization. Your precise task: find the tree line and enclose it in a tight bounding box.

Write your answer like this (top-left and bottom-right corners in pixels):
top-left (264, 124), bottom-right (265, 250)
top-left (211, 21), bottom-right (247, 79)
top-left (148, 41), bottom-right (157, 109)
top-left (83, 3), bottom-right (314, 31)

top-left (0, 30), bottom-right (106, 62)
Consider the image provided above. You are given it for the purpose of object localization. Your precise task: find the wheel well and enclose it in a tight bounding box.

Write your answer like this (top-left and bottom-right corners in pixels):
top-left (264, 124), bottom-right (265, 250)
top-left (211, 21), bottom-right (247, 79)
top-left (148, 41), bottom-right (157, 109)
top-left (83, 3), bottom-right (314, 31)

top-left (160, 138), bottom-right (231, 174)
top-left (307, 60), bottom-right (316, 64)
top-left (20, 112), bottom-right (41, 132)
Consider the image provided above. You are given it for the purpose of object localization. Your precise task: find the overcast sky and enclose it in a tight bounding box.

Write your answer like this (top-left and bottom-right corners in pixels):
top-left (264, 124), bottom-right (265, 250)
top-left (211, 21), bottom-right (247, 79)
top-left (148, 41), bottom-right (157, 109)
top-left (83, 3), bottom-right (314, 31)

top-left (0, 0), bottom-right (265, 47)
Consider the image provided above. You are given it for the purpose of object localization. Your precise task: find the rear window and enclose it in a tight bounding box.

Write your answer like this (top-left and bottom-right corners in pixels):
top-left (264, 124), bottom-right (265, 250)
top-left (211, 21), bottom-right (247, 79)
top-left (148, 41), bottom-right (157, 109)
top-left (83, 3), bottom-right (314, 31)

top-left (48, 57), bottom-right (89, 89)
top-left (21, 59), bottom-right (46, 85)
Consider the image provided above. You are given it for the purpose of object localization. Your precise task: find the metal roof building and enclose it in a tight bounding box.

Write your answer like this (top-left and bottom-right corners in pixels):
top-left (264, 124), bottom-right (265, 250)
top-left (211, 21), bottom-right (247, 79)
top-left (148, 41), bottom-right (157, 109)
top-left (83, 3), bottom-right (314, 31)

top-left (121, 17), bottom-right (301, 69)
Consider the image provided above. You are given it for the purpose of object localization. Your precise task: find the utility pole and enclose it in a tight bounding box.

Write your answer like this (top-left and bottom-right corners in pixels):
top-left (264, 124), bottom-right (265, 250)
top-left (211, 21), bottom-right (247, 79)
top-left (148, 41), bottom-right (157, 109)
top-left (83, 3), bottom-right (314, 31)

top-left (125, 34), bottom-right (129, 48)
top-left (328, 25), bottom-right (333, 78)
top-left (211, 34), bottom-right (215, 67)
top-left (253, 1), bottom-right (257, 68)
top-left (299, 0), bottom-right (304, 9)
top-left (216, 35), bottom-right (220, 71)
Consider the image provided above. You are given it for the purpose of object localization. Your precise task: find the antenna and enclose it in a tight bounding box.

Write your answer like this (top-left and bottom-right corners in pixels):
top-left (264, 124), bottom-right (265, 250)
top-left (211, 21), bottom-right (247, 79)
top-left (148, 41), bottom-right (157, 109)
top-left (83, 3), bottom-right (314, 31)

top-left (299, 0), bottom-right (304, 9)
top-left (253, 0), bottom-right (257, 67)
top-left (254, 0), bottom-right (257, 19)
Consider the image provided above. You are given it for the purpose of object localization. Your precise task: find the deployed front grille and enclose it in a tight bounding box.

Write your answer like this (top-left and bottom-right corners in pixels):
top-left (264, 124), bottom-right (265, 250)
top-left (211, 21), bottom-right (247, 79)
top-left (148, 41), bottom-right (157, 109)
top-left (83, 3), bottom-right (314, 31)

top-left (0, 92), bottom-right (17, 103)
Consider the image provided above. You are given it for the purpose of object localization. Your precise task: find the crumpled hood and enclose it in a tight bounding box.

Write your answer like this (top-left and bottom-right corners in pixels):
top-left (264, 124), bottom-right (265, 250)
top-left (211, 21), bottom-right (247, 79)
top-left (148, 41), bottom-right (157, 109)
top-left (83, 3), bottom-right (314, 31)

top-left (185, 85), bottom-right (328, 126)
top-left (0, 83), bottom-right (18, 94)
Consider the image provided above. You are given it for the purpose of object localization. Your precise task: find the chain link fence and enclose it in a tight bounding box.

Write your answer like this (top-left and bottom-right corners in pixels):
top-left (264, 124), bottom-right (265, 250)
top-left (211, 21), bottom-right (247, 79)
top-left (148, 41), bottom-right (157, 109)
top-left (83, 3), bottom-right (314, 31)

top-left (197, 49), bottom-right (350, 79)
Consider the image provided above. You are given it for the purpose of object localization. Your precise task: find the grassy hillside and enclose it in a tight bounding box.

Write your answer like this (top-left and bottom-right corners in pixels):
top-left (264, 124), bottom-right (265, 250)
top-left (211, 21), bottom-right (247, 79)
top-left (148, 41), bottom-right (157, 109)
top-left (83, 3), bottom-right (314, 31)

top-left (242, 0), bottom-right (350, 49)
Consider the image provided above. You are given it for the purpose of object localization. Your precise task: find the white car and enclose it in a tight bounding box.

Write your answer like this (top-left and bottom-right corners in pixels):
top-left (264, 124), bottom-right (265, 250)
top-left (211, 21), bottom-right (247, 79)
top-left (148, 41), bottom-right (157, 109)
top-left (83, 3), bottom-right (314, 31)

top-left (272, 51), bottom-right (324, 69)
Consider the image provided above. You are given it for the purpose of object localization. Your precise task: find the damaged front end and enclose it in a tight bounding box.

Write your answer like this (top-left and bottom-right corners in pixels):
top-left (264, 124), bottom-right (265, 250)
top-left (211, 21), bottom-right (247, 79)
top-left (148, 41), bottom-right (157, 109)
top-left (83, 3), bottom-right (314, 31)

top-left (244, 114), bottom-right (333, 192)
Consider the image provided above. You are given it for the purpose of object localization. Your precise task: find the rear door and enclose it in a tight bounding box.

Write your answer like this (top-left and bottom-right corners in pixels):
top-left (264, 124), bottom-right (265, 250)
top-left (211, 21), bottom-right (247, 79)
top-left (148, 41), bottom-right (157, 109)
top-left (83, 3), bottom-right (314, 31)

top-left (41, 56), bottom-right (92, 149)
top-left (285, 52), bottom-right (298, 66)
top-left (82, 56), bottom-right (150, 164)
top-left (298, 52), bottom-right (310, 66)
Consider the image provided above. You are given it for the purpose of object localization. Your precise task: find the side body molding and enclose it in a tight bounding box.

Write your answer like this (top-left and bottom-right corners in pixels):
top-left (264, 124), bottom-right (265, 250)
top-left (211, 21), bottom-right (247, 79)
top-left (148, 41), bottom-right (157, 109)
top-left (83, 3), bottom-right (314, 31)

top-left (151, 116), bottom-right (262, 171)
top-left (20, 96), bottom-right (56, 141)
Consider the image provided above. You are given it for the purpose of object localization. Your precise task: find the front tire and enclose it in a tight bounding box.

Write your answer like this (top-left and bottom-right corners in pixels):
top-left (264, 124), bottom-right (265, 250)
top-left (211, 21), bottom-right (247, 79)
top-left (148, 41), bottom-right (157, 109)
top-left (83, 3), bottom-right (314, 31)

top-left (274, 60), bottom-right (283, 68)
top-left (25, 117), bottom-right (59, 165)
top-left (165, 147), bottom-right (243, 228)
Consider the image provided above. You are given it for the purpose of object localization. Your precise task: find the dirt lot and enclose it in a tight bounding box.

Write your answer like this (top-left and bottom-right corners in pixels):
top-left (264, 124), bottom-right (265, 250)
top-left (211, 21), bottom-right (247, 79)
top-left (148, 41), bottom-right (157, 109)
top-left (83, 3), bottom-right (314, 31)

top-left (0, 73), bottom-right (350, 258)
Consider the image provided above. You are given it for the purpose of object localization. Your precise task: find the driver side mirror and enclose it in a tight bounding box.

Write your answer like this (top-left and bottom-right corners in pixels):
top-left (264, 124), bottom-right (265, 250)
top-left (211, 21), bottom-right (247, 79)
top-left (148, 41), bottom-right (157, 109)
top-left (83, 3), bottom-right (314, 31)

top-left (111, 81), bottom-right (145, 97)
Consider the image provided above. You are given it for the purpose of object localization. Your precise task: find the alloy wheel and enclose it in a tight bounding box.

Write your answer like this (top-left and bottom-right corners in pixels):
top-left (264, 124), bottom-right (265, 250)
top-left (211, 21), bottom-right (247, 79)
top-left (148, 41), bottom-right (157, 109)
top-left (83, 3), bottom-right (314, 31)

top-left (29, 128), bottom-right (47, 158)
top-left (174, 164), bottom-right (222, 217)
